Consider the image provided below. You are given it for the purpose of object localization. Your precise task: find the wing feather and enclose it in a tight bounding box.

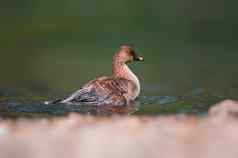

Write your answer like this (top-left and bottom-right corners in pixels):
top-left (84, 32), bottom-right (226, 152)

top-left (61, 77), bottom-right (130, 105)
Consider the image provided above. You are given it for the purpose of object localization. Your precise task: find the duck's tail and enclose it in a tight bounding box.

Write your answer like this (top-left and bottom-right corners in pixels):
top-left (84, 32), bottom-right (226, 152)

top-left (44, 98), bottom-right (63, 105)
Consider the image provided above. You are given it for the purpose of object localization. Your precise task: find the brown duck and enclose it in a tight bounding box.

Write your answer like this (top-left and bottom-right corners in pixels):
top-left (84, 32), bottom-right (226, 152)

top-left (45, 45), bottom-right (144, 106)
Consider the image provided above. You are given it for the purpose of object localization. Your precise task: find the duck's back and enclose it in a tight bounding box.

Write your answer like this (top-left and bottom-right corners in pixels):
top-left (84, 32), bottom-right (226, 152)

top-left (60, 76), bottom-right (135, 105)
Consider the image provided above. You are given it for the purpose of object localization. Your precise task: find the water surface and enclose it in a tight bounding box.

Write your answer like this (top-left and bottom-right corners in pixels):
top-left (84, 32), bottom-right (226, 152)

top-left (0, 85), bottom-right (225, 118)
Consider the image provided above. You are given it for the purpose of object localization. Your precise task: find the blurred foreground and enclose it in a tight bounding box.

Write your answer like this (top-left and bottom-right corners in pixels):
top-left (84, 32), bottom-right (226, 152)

top-left (0, 100), bottom-right (238, 158)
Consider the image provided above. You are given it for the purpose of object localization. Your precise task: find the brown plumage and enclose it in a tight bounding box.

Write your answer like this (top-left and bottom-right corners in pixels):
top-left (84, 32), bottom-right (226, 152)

top-left (45, 45), bottom-right (144, 106)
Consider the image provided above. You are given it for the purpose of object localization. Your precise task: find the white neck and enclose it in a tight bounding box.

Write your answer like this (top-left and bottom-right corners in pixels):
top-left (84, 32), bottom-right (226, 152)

top-left (122, 64), bottom-right (141, 99)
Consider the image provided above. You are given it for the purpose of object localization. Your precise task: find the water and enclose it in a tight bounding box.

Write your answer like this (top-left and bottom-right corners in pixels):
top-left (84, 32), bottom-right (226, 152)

top-left (0, 85), bottom-right (225, 118)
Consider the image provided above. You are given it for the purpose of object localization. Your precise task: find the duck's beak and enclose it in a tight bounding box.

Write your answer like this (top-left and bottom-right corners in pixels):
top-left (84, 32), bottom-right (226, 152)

top-left (134, 56), bottom-right (144, 62)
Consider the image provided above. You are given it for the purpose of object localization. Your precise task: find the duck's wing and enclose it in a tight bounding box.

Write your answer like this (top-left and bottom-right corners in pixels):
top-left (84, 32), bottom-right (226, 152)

top-left (60, 77), bottom-right (130, 105)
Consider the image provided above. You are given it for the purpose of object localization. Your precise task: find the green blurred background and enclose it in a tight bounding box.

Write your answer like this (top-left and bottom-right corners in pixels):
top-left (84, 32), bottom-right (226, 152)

top-left (0, 0), bottom-right (238, 99)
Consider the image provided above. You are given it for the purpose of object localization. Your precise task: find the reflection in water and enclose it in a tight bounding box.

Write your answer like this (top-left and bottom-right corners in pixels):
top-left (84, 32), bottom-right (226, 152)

top-left (82, 102), bottom-right (140, 116)
top-left (0, 99), bottom-right (141, 118)
top-left (0, 95), bottom-right (178, 118)
top-left (0, 90), bottom-right (224, 118)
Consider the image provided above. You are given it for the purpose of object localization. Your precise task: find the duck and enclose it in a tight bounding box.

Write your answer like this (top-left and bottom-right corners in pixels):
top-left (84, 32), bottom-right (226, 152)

top-left (45, 45), bottom-right (144, 106)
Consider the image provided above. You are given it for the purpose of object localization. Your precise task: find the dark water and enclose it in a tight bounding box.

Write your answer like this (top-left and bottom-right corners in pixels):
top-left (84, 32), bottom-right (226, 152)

top-left (0, 85), bottom-right (225, 118)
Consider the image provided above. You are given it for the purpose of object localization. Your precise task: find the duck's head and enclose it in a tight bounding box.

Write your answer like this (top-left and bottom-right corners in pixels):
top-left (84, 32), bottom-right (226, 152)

top-left (115, 45), bottom-right (144, 64)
